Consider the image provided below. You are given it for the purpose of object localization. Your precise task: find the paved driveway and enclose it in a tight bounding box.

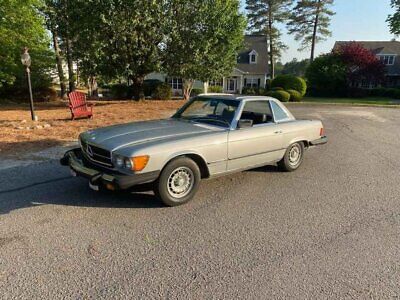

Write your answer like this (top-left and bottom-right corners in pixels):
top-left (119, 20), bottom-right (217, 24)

top-left (0, 104), bottom-right (399, 299)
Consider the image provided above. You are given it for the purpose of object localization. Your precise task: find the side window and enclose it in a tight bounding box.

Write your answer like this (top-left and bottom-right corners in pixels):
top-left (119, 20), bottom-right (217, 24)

top-left (240, 101), bottom-right (274, 125)
top-left (270, 101), bottom-right (289, 122)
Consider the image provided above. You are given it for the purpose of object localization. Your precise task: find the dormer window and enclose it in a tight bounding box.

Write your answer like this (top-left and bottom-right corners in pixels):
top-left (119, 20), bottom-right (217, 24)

top-left (378, 55), bottom-right (396, 65)
top-left (249, 50), bottom-right (258, 64)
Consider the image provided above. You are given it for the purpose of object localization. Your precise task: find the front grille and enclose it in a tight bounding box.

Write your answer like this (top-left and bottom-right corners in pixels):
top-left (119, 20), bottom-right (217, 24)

top-left (81, 140), bottom-right (113, 167)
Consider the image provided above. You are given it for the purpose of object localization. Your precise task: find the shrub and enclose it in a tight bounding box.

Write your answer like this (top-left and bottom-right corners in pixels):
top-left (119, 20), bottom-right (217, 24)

top-left (270, 86), bottom-right (284, 91)
top-left (256, 87), bottom-right (266, 95)
top-left (242, 87), bottom-right (256, 95)
top-left (271, 75), bottom-right (307, 96)
top-left (306, 54), bottom-right (347, 97)
top-left (267, 90), bottom-right (291, 102)
top-left (143, 79), bottom-right (163, 97)
top-left (110, 84), bottom-right (132, 99)
top-left (191, 88), bottom-right (203, 96)
top-left (287, 89), bottom-right (303, 102)
top-left (208, 86), bottom-right (223, 93)
top-left (346, 87), bottom-right (369, 98)
top-left (153, 83), bottom-right (172, 100)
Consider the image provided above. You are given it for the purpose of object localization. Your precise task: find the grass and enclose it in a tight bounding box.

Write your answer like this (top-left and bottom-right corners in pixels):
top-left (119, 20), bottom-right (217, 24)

top-left (0, 99), bottom-right (185, 158)
top-left (302, 96), bottom-right (399, 106)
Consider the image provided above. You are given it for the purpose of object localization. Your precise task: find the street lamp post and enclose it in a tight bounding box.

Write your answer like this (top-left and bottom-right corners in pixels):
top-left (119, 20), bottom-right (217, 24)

top-left (21, 47), bottom-right (37, 121)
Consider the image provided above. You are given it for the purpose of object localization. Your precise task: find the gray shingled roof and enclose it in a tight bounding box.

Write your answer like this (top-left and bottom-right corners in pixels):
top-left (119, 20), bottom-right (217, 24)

top-left (236, 35), bottom-right (269, 75)
top-left (334, 41), bottom-right (400, 76)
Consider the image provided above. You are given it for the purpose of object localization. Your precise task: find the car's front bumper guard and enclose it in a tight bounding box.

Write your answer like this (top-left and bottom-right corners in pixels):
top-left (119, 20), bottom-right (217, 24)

top-left (60, 148), bottom-right (159, 190)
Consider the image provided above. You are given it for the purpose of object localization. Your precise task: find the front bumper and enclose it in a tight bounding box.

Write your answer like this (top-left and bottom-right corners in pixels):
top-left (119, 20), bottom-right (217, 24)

top-left (310, 136), bottom-right (328, 146)
top-left (60, 148), bottom-right (159, 190)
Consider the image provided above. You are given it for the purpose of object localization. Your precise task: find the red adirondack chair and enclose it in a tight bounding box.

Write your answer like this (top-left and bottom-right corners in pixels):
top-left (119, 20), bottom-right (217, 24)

top-left (68, 91), bottom-right (94, 120)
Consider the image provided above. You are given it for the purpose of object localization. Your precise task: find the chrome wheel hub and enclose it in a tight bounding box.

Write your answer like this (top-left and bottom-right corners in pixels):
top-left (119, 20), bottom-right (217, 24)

top-left (167, 167), bottom-right (194, 199)
top-left (288, 144), bottom-right (302, 166)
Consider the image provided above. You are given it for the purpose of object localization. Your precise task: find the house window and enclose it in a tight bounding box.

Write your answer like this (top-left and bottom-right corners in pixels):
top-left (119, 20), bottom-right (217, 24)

top-left (209, 79), bottom-right (223, 87)
top-left (249, 50), bottom-right (258, 64)
top-left (379, 55), bottom-right (396, 65)
top-left (167, 77), bottom-right (183, 90)
top-left (245, 77), bottom-right (260, 88)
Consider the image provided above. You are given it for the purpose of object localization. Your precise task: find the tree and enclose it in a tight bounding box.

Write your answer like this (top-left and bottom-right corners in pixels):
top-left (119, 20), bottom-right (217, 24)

top-left (42, 0), bottom-right (67, 98)
top-left (281, 58), bottom-right (309, 76)
top-left (164, 0), bottom-right (245, 100)
top-left (287, 0), bottom-right (335, 61)
top-left (333, 42), bottom-right (385, 87)
top-left (246, 0), bottom-right (294, 79)
top-left (0, 0), bottom-right (53, 98)
top-left (306, 43), bottom-right (385, 96)
top-left (387, 0), bottom-right (400, 35)
top-left (91, 0), bottom-right (165, 100)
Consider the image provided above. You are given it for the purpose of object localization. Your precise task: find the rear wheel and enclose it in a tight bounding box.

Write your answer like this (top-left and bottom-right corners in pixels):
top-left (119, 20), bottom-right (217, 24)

top-left (154, 157), bottom-right (201, 206)
top-left (278, 142), bottom-right (304, 172)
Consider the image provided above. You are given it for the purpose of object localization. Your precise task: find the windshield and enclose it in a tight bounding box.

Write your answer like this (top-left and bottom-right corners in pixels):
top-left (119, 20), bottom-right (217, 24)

top-left (173, 97), bottom-right (239, 128)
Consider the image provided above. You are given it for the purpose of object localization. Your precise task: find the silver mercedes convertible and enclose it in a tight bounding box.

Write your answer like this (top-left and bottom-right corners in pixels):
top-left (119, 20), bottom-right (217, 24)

top-left (61, 95), bottom-right (327, 206)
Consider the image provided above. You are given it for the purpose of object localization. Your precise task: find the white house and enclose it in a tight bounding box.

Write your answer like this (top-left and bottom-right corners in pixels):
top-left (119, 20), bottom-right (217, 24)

top-left (146, 35), bottom-right (269, 95)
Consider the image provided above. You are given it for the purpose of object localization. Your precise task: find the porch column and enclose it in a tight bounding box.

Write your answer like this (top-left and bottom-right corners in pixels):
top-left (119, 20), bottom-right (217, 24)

top-left (203, 81), bottom-right (209, 94)
top-left (222, 77), bottom-right (227, 93)
top-left (239, 75), bottom-right (244, 94)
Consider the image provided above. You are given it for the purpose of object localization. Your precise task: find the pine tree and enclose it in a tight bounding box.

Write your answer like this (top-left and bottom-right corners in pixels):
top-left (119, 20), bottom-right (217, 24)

top-left (246, 0), bottom-right (293, 79)
top-left (287, 0), bottom-right (335, 62)
top-left (387, 0), bottom-right (400, 35)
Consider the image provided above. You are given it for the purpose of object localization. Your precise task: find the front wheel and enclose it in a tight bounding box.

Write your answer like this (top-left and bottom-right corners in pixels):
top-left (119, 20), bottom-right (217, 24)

top-left (278, 142), bottom-right (304, 172)
top-left (154, 157), bottom-right (201, 206)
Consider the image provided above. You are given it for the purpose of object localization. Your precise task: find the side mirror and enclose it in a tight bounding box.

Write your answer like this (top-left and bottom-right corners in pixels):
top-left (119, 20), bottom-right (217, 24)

top-left (237, 119), bottom-right (253, 129)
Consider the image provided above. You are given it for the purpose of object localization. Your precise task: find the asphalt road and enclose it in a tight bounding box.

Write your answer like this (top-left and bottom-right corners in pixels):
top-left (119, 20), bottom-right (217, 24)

top-left (0, 104), bottom-right (399, 299)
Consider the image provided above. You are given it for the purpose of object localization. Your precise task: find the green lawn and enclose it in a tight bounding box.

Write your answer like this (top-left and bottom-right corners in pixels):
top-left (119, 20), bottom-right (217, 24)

top-left (302, 96), bottom-right (399, 106)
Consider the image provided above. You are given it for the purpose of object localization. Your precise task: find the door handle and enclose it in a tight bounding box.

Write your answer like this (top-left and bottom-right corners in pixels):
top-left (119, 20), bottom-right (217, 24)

top-left (274, 130), bottom-right (282, 134)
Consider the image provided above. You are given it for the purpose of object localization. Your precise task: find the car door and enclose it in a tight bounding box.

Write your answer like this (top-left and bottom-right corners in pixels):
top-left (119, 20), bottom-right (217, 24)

top-left (227, 100), bottom-right (285, 171)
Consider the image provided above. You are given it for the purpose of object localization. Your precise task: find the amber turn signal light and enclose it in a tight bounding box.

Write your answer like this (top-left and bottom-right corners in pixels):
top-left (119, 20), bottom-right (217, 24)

top-left (131, 155), bottom-right (150, 171)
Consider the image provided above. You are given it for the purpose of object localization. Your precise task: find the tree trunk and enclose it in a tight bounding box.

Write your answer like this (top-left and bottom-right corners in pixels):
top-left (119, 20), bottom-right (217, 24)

top-left (51, 28), bottom-right (67, 99)
top-left (183, 79), bottom-right (194, 101)
top-left (133, 76), bottom-right (145, 101)
top-left (66, 38), bottom-right (75, 92)
top-left (310, 0), bottom-right (321, 62)
top-left (268, 11), bottom-right (275, 79)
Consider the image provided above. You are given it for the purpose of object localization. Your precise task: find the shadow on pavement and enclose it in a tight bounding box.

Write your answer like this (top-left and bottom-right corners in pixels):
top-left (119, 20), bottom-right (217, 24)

top-left (0, 173), bottom-right (164, 215)
top-left (0, 162), bottom-right (281, 215)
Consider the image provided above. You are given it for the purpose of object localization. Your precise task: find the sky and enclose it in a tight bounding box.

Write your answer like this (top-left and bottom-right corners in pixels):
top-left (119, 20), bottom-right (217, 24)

top-left (241, 0), bottom-right (395, 63)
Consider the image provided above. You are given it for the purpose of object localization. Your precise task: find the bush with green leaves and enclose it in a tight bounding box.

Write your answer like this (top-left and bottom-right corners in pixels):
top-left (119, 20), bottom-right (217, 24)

top-left (369, 87), bottom-right (400, 99)
top-left (267, 90), bottom-right (291, 102)
top-left (208, 86), bottom-right (223, 93)
top-left (270, 87), bottom-right (284, 91)
top-left (143, 79), bottom-right (163, 97)
top-left (306, 54), bottom-right (347, 97)
top-left (287, 89), bottom-right (303, 102)
top-left (110, 84), bottom-right (133, 99)
top-left (242, 87), bottom-right (256, 95)
top-left (191, 88), bottom-right (203, 96)
top-left (271, 75), bottom-right (307, 96)
top-left (153, 83), bottom-right (172, 100)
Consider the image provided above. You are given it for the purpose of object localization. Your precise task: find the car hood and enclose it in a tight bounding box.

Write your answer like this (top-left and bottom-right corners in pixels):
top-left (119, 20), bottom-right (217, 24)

top-left (80, 118), bottom-right (222, 151)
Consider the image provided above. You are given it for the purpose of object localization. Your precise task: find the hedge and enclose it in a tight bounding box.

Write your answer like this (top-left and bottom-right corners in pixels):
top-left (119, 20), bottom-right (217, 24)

top-left (287, 89), bottom-right (303, 102)
top-left (208, 86), bottom-right (223, 93)
top-left (153, 83), bottom-right (172, 100)
top-left (191, 88), bottom-right (203, 96)
top-left (267, 90), bottom-right (291, 102)
top-left (271, 75), bottom-right (307, 96)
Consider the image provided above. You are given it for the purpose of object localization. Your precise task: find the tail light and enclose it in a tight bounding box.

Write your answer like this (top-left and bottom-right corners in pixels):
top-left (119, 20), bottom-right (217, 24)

top-left (320, 127), bottom-right (325, 136)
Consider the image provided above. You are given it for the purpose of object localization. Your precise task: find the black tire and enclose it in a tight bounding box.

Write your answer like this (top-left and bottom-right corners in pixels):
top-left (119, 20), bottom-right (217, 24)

top-left (278, 142), bottom-right (305, 172)
top-left (154, 157), bottom-right (201, 207)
